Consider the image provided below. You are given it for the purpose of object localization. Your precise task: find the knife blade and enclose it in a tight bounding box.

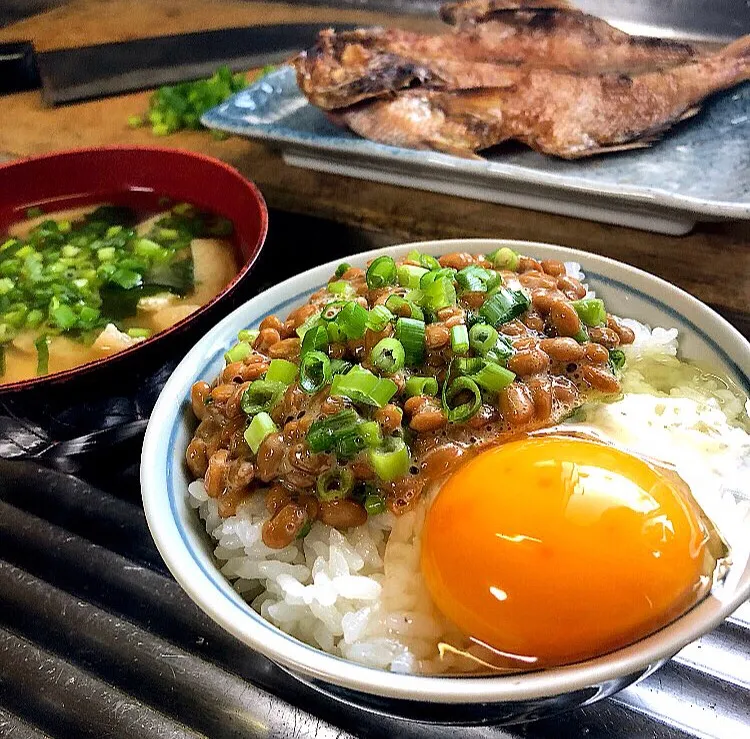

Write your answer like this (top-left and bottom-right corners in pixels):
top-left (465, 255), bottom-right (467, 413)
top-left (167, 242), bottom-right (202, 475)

top-left (0, 23), bottom-right (353, 106)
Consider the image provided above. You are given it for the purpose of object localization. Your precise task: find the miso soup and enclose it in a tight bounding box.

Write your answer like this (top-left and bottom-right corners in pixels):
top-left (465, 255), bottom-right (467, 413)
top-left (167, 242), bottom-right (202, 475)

top-left (0, 201), bottom-right (239, 384)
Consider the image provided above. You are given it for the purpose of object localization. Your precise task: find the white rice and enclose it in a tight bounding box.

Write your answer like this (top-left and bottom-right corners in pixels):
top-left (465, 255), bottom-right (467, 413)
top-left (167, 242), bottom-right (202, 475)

top-left (189, 263), bottom-right (750, 673)
top-left (188, 480), bottom-right (471, 673)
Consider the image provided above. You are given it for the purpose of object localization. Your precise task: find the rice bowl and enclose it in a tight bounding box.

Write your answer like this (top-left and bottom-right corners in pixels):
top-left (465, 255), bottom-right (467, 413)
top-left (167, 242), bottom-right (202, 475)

top-left (141, 239), bottom-right (750, 719)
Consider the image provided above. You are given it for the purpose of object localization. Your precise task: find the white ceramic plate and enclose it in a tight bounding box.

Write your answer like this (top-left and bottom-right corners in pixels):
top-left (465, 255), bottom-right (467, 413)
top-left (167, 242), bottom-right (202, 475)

top-left (142, 239), bottom-right (750, 707)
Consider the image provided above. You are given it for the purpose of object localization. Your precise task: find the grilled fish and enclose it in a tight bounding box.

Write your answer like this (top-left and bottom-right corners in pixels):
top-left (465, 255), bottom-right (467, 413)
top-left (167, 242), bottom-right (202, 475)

top-left (440, 0), bottom-right (698, 73)
top-left (295, 28), bottom-right (535, 110)
top-left (333, 35), bottom-right (750, 159)
top-left (294, 1), bottom-right (700, 111)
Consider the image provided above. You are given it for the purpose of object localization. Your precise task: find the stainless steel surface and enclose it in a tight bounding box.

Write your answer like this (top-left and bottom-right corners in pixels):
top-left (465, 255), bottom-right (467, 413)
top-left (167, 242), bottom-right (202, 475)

top-left (2, 1), bottom-right (748, 43)
top-left (262, 0), bottom-right (750, 42)
top-left (0, 459), bottom-right (747, 738)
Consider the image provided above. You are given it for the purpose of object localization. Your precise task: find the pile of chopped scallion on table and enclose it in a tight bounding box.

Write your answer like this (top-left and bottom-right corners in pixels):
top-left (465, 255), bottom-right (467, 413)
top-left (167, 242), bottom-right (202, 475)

top-left (128, 65), bottom-right (274, 137)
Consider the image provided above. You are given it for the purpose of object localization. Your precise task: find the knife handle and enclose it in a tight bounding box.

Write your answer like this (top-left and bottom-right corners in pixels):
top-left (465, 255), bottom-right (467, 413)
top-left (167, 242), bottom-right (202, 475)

top-left (0, 41), bottom-right (41, 95)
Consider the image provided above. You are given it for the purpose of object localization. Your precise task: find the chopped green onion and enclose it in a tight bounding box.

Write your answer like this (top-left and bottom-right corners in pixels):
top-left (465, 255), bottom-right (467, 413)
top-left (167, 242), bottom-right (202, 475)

top-left (240, 380), bottom-right (285, 416)
top-left (244, 412), bottom-right (278, 454)
top-left (487, 247), bottom-right (520, 271)
top-left (479, 288), bottom-right (530, 327)
top-left (385, 294), bottom-right (424, 321)
top-left (50, 303), bottom-right (77, 330)
top-left (326, 320), bottom-right (346, 343)
top-left (456, 265), bottom-right (501, 293)
top-left (572, 298), bottom-right (607, 327)
top-left (321, 301), bottom-right (346, 322)
top-left (127, 327), bottom-right (152, 339)
top-left (442, 376), bottom-right (482, 423)
top-left (238, 329), bottom-right (259, 344)
top-left (34, 334), bottom-right (49, 376)
top-left (224, 341), bottom-right (252, 364)
top-left (335, 301), bottom-right (368, 340)
top-left (296, 312), bottom-right (322, 339)
top-left (328, 280), bottom-right (353, 296)
top-left (453, 357), bottom-right (485, 376)
top-left (134, 238), bottom-right (165, 258)
top-left (450, 325), bottom-right (469, 355)
top-left (25, 207), bottom-right (44, 219)
top-left (135, 65), bottom-right (249, 136)
top-left (403, 288), bottom-right (425, 306)
top-left (332, 418), bottom-right (384, 458)
top-left (359, 421), bottom-right (383, 448)
top-left (421, 277), bottom-right (456, 313)
top-left (469, 323), bottom-right (499, 355)
top-left (405, 250), bottom-right (441, 271)
top-left (396, 264), bottom-right (428, 289)
top-left (334, 262), bottom-right (351, 278)
top-left (330, 358), bottom-right (353, 376)
top-left (306, 409), bottom-right (361, 453)
top-left (299, 350), bottom-right (331, 393)
top-left (296, 520), bottom-right (312, 540)
top-left (366, 305), bottom-right (393, 332)
top-left (573, 325), bottom-right (590, 344)
top-left (266, 358), bottom-right (298, 385)
top-left (420, 268), bottom-right (455, 288)
top-left (472, 362), bottom-right (515, 393)
top-left (370, 337), bottom-right (405, 374)
top-left (109, 268), bottom-right (143, 290)
top-left (316, 468), bottom-right (355, 501)
top-left (369, 437), bottom-right (410, 481)
top-left (395, 317), bottom-right (425, 366)
top-left (79, 307), bottom-right (100, 327)
top-left (364, 493), bottom-right (387, 516)
top-left (25, 309), bottom-right (43, 328)
top-left (403, 376), bottom-right (438, 397)
top-left (609, 348), bottom-right (626, 372)
top-left (485, 335), bottom-right (515, 365)
top-left (97, 246), bottom-right (116, 261)
top-left (330, 365), bottom-right (397, 408)
top-left (366, 256), bottom-right (397, 289)
top-left (300, 324), bottom-right (328, 357)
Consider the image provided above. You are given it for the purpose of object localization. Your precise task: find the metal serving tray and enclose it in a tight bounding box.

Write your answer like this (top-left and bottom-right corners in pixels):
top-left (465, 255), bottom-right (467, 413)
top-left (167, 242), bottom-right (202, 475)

top-left (0, 458), bottom-right (748, 738)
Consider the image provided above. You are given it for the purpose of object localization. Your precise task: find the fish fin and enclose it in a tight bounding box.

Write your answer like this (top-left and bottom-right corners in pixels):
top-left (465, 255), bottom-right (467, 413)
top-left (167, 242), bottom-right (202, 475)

top-left (568, 140), bottom-right (656, 158)
top-left (678, 105), bottom-right (702, 122)
top-left (570, 106), bottom-right (703, 158)
top-left (430, 141), bottom-right (484, 159)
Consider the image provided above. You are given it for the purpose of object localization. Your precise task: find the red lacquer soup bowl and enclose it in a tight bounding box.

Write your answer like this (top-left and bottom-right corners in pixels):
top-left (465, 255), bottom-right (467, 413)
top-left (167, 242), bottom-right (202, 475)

top-left (0, 147), bottom-right (268, 396)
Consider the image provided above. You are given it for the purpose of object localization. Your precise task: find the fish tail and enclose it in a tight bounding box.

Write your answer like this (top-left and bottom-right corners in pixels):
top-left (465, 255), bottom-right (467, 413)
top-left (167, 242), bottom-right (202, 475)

top-left (668, 33), bottom-right (750, 98)
top-left (716, 33), bottom-right (750, 67)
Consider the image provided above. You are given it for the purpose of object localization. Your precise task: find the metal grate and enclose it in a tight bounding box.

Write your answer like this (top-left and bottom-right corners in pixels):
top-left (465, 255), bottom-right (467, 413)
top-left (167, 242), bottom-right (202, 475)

top-left (0, 459), bottom-right (747, 738)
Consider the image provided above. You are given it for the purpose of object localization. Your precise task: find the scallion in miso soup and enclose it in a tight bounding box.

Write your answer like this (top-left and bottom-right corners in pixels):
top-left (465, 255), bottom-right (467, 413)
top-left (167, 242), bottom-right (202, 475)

top-left (0, 202), bottom-right (239, 384)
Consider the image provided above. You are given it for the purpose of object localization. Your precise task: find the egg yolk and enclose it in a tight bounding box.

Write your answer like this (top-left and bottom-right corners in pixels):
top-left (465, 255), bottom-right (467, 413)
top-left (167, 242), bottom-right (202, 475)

top-left (420, 436), bottom-right (717, 669)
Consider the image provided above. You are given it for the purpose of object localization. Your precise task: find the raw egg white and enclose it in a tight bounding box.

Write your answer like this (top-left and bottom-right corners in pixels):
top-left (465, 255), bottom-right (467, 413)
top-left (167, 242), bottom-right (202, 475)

top-left (420, 434), bottom-right (725, 669)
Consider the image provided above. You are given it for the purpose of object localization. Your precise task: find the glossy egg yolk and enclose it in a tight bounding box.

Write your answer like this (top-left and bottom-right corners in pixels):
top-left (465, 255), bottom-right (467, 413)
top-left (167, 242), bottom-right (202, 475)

top-left (420, 436), bottom-right (717, 669)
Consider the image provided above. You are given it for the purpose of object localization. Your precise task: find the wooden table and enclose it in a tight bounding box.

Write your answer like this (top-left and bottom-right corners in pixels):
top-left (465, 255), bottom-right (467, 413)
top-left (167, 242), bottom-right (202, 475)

top-left (1, 0), bottom-right (748, 333)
